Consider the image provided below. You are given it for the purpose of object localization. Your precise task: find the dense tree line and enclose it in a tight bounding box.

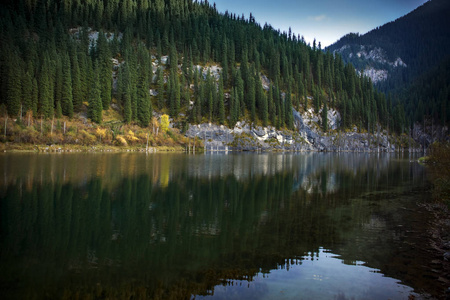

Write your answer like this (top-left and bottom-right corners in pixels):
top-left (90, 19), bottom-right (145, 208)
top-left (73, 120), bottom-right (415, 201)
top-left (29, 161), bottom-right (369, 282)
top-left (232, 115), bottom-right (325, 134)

top-left (0, 0), bottom-right (400, 133)
top-left (327, 0), bottom-right (450, 130)
top-left (401, 58), bottom-right (450, 128)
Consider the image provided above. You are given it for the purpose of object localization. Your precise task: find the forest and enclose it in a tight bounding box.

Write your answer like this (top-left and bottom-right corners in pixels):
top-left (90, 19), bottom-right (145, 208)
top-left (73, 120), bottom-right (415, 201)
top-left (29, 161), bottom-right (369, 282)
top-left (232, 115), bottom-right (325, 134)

top-left (326, 0), bottom-right (450, 130)
top-left (0, 0), bottom-right (408, 144)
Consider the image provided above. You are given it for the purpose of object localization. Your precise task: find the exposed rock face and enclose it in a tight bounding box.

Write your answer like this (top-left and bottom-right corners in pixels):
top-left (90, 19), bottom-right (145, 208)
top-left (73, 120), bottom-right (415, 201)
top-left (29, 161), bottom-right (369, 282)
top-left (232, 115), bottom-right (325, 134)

top-left (185, 108), bottom-right (408, 152)
top-left (362, 68), bottom-right (388, 83)
top-left (332, 44), bottom-right (407, 84)
top-left (194, 65), bottom-right (222, 80)
top-left (412, 122), bottom-right (449, 149)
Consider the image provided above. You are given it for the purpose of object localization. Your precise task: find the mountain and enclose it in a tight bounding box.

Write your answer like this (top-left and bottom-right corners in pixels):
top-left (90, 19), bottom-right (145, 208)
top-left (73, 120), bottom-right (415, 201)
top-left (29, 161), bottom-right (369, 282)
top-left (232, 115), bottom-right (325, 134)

top-left (326, 0), bottom-right (450, 92)
top-left (0, 0), bottom-right (427, 150)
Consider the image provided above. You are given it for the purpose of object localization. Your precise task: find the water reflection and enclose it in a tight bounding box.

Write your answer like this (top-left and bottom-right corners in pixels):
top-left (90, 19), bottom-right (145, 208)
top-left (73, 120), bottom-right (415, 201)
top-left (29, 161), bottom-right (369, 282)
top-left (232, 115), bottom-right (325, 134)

top-left (0, 153), bottom-right (430, 299)
top-left (196, 248), bottom-right (416, 300)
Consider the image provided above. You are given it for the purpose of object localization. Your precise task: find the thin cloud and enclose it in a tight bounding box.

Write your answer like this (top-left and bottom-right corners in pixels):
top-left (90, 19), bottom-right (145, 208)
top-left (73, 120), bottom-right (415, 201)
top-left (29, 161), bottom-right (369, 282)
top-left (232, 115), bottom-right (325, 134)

top-left (309, 14), bottom-right (327, 22)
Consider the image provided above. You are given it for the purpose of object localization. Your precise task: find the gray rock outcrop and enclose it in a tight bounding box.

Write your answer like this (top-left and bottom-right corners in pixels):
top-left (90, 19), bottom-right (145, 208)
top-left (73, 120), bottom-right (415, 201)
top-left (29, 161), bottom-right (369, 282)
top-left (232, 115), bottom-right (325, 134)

top-left (185, 108), bottom-right (414, 152)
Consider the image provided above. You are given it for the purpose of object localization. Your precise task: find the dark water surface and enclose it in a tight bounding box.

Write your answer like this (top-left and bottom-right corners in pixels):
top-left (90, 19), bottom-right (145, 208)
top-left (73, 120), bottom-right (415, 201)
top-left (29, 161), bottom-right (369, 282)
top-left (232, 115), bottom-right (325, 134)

top-left (0, 153), bottom-right (437, 299)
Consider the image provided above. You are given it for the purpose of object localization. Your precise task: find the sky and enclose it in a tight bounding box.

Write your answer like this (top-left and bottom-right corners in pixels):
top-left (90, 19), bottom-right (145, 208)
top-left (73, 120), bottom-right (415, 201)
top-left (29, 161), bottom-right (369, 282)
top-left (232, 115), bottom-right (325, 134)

top-left (212, 0), bottom-right (429, 47)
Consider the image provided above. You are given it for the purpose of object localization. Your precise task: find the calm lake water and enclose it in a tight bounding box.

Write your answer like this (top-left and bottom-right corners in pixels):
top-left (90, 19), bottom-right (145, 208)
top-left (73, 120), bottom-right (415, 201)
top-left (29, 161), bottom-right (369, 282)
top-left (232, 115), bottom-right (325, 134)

top-left (0, 152), bottom-right (438, 299)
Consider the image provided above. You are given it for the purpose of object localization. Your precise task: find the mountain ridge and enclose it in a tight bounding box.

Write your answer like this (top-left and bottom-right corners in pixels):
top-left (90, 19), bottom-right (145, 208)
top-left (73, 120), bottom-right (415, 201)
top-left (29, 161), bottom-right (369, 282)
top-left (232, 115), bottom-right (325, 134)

top-left (327, 0), bottom-right (450, 91)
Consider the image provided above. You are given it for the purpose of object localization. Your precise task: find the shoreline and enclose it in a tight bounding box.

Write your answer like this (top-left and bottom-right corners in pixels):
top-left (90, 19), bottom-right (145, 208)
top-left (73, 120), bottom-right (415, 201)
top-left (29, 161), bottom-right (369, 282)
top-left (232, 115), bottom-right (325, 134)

top-left (0, 143), bottom-right (186, 153)
top-left (0, 142), bottom-right (425, 154)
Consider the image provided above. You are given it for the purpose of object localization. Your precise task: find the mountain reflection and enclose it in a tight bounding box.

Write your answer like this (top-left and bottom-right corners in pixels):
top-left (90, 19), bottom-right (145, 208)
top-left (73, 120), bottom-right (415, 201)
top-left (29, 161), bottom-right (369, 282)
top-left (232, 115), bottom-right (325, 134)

top-left (0, 153), bottom-right (426, 299)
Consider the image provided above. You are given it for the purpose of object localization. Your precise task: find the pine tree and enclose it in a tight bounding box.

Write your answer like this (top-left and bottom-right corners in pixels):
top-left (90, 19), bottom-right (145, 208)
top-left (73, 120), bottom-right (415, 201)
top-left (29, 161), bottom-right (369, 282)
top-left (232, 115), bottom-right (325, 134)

top-left (248, 75), bottom-right (256, 122)
top-left (230, 87), bottom-right (239, 127)
top-left (53, 57), bottom-right (63, 116)
top-left (88, 67), bottom-right (102, 124)
top-left (260, 89), bottom-right (268, 127)
top-left (169, 72), bottom-right (180, 117)
top-left (322, 101), bottom-right (328, 132)
top-left (71, 46), bottom-right (82, 112)
top-left (39, 56), bottom-right (54, 119)
top-left (31, 77), bottom-right (38, 116)
top-left (285, 87), bottom-right (294, 129)
top-left (61, 55), bottom-right (74, 118)
top-left (137, 65), bottom-right (151, 127)
top-left (6, 56), bottom-right (22, 117)
top-left (97, 31), bottom-right (112, 110)
top-left (218, 75), bottom-right (225, 125)
top-left (156, 67), bottom-right (164, 109)
top-left (21, 62), bottom-right (34, 115)
top-left (268, 85), bottom-right (276, 126)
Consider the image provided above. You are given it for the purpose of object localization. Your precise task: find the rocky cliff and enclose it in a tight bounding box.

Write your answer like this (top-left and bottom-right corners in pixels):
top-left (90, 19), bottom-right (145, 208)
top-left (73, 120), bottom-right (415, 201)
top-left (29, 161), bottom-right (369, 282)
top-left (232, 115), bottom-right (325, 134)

top-left (185, 108), bottom-right (415, 152)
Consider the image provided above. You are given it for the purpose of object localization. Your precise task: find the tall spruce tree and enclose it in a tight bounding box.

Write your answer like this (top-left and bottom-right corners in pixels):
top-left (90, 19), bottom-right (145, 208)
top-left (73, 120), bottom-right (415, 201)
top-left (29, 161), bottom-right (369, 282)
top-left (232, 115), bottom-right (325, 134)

top-left (137, 65), bottom-right (151, 127)
top-left (97, 31), bottom-right (112, 110)
top-left (322, 101), bottom-right (328, 132)
top-left (218, 74), bottom-right (225, 125)
top-left (88, 66), bottom-right (102, 123)
top-left (61, 54), bottom-right (74, 118)
top-left (6, 55), bottom-right (22, 117)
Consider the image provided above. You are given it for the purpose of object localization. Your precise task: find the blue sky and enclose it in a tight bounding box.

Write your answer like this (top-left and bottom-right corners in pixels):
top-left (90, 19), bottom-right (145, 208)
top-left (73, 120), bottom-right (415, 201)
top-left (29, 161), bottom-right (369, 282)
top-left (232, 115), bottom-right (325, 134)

top-left (212, 0), bottom-right (428, 47)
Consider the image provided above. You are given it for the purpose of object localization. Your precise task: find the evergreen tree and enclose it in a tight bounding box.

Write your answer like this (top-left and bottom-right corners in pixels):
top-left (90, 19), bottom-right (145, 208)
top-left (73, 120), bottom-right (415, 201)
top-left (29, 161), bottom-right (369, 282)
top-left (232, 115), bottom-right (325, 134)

top-left (39, 56), bottom-right (54, 119)
top-left (137, 65), bottom-right (151, 127)
top-left (248, 74), bottom-right (256, 122)
top-left (53, 57), bottom-right (63, 114)
top-left (61, 55), bottom-right (74, 118)
top-left (97, 31), bottom-right (112, 110)
top-left (268, 85), bottom-right (276, 126)
top-left (218, 74), bottom-right (225, 125)
top-left (88, 68), bottom-right (102, 124)
top-left (22, 68), bottom-right (33, 114)
top-left (230, 87), bottom-right (239, 127)
top-left (6, 56), bottom-right (22, 117)
top-left (31, 77), bottom-right (39, 116)
top-left (285, 87), bottom-right (294, 129)
top-left (156, 67), bottom-right (164, 109)
top-left (322, 101), bottom-right (328, 132)
top-left (70, 46), bottom-right (82, 112)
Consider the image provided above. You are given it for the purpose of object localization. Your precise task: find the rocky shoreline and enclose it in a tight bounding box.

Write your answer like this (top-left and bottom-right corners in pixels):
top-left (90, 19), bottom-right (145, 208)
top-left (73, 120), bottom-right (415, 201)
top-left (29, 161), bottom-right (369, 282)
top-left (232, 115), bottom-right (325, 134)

top-left (185, 108), bottom-right (424, 153)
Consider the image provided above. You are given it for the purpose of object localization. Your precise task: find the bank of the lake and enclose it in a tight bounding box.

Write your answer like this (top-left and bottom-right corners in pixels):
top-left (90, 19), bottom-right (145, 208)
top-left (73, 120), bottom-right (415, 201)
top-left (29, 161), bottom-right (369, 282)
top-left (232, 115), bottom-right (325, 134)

top-left (1, 109), bottom-right (429, 154)
top-left (0, 142), bottom-right (186, 153)
top-left (420, 143), bottom-right (450, 296)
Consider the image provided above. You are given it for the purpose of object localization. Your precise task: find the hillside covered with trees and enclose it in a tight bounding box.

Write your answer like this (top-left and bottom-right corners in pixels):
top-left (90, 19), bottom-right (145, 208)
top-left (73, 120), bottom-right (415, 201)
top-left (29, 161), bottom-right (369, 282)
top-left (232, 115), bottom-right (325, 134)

top-left (0, 0), bottom-right (408, 148)
top-left (327, 0), bottom-right (450, 131)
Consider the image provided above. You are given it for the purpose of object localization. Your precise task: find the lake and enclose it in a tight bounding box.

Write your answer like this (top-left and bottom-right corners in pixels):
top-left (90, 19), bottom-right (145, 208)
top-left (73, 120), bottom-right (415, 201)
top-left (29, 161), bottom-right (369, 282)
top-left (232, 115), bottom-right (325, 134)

top-left (0, 152), bottom-right (440, 299)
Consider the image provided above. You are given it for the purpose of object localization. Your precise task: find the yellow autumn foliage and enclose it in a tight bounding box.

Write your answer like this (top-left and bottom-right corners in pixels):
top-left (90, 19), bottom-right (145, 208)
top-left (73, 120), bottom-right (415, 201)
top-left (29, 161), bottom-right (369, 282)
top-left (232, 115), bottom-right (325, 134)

top-left (160, 114), bottom-right (169, 133)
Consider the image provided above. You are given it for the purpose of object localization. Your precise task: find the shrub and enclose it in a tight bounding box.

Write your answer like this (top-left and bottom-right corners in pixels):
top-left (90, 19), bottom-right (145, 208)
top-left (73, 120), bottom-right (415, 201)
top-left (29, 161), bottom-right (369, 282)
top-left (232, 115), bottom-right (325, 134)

top-left (116, 135), bottom-right (128, 146)
top-left (80, 130), bottom-right (96, 145)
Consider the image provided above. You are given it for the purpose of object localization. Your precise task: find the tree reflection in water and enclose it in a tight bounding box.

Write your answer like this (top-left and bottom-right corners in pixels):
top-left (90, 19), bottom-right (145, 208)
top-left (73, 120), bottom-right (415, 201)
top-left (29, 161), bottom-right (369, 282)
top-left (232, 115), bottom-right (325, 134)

top-left (0, 153), bottom-right (432, 299)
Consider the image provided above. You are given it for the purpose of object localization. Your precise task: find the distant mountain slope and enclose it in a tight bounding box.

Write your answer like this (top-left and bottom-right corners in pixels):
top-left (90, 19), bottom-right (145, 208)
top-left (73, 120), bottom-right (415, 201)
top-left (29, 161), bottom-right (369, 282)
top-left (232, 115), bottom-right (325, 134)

top-left (326, 0), bottom-right (450, 93)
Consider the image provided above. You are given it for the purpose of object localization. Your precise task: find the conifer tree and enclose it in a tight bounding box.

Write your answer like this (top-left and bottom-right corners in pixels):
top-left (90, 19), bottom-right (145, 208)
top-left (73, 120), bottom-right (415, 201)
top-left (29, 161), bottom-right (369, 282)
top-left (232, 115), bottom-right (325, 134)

top-left (71, 46), bottom-right (82, 112)
top-left (169, 72), bottom-right (180, 117)
top-left (230, 87), bottom-right (239, 127)
top-left (285, 87), bottom-right (294, 129)
top-left (97, 31), bottom-right (112, 110)
top-left (248, 74), bottom-right (256, 122)
top-left (260, 87), bottom-right (268, 127)
top-left (54, 57), bottom-right (63, 114)
top-left (21, 62), bottom-right (33, 114)
top-left (6, 56), bottom-right (22, 117)
top-left (322, 101), bottom-right (328, 132)
top-left (61, 55), bottom-right (74, 118)
top-left (39, 56), bottom-right (54, 119)
top-left (137, 65), bottom-right (151, 127)
top-left (31, 77), bottom-right (38, 116)
top-left (88, 67), bottom-right (102, 124)
top-left (156, 67), bottom-right (164, 109)
top-left (218, 75), bottom-right (225, 125)
top-left (268, 86), bottom-right (276, 126)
